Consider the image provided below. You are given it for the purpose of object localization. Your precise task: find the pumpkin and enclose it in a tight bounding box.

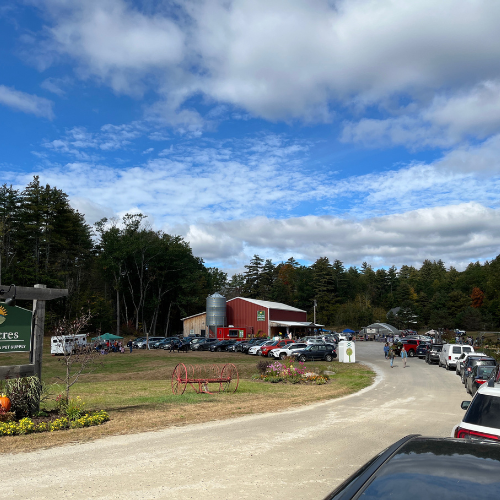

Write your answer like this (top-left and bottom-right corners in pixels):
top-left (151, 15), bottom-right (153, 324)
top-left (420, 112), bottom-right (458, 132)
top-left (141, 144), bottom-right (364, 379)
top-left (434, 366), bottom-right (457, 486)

top-left (0, 395), bottom-right (11, 412)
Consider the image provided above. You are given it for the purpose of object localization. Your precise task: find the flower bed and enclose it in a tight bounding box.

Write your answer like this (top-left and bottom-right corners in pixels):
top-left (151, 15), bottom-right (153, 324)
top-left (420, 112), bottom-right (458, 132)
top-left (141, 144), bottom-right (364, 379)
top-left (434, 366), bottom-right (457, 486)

top-left (257, 358), bottom-right (330, 385)
top-left (0, 410), bottom-right (110, 436)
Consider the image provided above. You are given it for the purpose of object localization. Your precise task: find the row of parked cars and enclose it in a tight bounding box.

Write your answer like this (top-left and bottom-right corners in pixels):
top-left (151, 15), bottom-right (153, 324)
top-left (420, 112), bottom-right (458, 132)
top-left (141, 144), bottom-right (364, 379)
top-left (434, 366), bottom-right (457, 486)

top-left (132, 335), bottom-right (340, 362)
top-left (325, 337), bottom-right (500, 499)
top-left (410, 338), bottom-right (500, 444)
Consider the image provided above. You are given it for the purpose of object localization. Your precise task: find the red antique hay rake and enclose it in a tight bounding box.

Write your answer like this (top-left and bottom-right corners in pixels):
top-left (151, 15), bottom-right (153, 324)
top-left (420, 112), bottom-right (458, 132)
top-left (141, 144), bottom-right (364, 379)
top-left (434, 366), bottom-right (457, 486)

top-left (171, 363), bottom-right (239, 394)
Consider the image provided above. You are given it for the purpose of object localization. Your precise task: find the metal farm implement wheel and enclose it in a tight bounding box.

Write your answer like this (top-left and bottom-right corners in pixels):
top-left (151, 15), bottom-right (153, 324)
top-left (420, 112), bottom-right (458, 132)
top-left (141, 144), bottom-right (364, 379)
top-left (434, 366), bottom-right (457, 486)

top-left (171, 363), bottom-right (188, 394)
top-left (171, 363), bottom-right (239, 394)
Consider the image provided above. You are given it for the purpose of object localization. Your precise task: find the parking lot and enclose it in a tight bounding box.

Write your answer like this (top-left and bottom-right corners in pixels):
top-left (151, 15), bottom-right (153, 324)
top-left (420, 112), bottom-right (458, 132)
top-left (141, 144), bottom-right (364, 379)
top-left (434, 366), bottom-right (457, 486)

top-left (0, 341), bottom-right (470, 500)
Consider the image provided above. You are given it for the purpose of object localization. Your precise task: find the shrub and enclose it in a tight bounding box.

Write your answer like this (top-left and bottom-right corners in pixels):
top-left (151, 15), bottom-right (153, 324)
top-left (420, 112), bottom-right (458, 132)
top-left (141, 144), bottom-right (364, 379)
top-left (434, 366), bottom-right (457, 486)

top-left (256, 360), bottom-right (269, 374)
top-left (5, 376), bottom-right (43, 419)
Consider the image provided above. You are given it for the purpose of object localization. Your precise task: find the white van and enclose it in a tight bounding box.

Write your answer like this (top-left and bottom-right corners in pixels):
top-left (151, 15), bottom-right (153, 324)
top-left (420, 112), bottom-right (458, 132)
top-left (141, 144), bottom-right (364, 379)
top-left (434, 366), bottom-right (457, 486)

top-left (51, 334), bottom-right (87, 355)
top-left (439, 344), bottom-right (474, 370)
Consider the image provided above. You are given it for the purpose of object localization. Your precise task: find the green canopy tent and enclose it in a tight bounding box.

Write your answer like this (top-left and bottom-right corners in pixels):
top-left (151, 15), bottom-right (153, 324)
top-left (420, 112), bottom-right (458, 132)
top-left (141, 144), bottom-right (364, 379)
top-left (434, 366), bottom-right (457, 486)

top-left (91, 332), bottom-right (124, 342)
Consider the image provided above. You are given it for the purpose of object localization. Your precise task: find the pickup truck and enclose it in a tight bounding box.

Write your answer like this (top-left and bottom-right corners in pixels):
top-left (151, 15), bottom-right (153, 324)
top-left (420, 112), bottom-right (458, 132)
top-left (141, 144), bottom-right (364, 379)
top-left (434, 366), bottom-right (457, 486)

top-left (400, 339), bottom-right (421, 357)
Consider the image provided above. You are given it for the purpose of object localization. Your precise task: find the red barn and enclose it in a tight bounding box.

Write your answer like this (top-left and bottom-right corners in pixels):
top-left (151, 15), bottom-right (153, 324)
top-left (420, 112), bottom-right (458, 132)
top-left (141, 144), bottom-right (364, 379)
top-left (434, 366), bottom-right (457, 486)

top-left (182, 297), bottom-right (321, 339)
top-left (226, 298), bottom-right (316, 338)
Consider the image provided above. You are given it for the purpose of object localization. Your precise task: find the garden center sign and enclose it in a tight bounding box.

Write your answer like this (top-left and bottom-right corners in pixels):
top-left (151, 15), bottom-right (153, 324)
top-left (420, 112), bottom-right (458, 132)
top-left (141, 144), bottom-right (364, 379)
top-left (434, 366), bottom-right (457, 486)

top-left (0, 304), bottom-right (32, 352)
top-left (0, 284), bottom-right (68, 380)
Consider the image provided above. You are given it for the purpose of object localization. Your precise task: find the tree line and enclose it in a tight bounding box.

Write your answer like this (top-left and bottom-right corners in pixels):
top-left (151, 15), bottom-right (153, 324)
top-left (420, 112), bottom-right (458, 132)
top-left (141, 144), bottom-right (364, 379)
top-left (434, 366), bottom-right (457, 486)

top-left (0, 178), bottom-right (223, 335)
top-left (222, 255), bottom-right (499, 332)
top-left (1, 178), bottom-right (498, 335)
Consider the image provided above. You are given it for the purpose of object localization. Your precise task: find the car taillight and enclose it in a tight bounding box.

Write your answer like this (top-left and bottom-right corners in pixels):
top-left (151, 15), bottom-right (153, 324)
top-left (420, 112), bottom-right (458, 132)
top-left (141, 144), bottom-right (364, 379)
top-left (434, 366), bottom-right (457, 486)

top-left (448, 356), bottom-right (451, 360)
top-left (476, 380), bottom-right (486, 385)
top-left (455, 427), bottom-right (500, 441)
top-left (467, 367), bottom-right (472, 371)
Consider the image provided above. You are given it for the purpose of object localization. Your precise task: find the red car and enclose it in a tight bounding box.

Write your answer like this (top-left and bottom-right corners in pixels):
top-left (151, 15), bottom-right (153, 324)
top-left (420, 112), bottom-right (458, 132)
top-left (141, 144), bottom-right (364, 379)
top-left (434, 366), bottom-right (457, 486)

top-left (260, 339), bottom-right (295, 357)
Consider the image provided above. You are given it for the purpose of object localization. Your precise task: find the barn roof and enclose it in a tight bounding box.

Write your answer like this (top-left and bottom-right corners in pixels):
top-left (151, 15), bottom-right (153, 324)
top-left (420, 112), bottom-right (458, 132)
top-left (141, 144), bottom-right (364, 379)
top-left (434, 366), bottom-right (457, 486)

top-left (228, 297), bottom-right (306, 313)
top-left (180, 311), bottom-right (206, 321)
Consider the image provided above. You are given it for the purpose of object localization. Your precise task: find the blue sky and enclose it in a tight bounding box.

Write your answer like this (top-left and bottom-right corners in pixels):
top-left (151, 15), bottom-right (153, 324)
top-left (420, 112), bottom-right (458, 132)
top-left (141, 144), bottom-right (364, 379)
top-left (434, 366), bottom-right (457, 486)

top-left (2, 0), bottom-right (500, 274)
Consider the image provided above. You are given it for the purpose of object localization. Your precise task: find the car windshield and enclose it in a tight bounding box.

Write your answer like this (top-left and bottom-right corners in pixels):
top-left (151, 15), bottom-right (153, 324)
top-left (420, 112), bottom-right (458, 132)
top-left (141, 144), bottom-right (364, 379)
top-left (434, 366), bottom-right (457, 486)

top-left (464, 393), bottom-right (500, 429)
top-left (452, 346), bottom-right (462, 354)
top-left (463, 347), bottom-right (472, 353)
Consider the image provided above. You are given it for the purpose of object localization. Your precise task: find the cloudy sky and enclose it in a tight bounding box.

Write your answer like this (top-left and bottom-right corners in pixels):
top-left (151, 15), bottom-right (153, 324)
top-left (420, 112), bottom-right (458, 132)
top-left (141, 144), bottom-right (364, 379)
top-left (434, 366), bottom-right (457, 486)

top-left (1, 0), bottom-right (500, 273)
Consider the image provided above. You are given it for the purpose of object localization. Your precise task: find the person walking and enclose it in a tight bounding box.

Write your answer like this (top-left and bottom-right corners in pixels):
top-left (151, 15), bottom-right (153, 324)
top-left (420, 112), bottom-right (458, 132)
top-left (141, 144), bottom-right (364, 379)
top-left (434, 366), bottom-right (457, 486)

top-left (127, 339), bottom-right (133, 353)
top-left (389, 346), bottom-right (395, 368)
top-left (383, 342), bottom-right (390, 359)
top-left (400, 346), bottom-right (408, 368)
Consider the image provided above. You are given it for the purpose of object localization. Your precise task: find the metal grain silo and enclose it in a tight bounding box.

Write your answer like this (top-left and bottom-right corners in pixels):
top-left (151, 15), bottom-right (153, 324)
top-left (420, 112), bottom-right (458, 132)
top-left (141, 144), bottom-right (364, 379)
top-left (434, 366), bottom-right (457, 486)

top-left (206, 293), bottom-right (227, 337)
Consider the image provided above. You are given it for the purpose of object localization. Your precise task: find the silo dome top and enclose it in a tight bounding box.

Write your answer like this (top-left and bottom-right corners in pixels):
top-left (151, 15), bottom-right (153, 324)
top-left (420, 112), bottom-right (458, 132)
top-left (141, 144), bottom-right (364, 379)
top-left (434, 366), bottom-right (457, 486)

top-left (208, 292), bottom-right (225, 299)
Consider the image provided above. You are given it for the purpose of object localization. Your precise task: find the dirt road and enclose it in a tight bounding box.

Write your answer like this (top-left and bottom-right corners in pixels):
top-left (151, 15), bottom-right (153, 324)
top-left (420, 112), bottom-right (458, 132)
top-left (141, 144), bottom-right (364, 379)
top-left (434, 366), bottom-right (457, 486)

top-left (0, 342), bottom-right (468, 500)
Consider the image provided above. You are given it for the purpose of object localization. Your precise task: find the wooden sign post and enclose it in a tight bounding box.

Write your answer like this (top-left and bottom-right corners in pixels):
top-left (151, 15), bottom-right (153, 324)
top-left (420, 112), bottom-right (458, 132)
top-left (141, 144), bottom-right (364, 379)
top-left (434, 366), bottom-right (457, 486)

top-left (0, 284), bottom-right (68, 380)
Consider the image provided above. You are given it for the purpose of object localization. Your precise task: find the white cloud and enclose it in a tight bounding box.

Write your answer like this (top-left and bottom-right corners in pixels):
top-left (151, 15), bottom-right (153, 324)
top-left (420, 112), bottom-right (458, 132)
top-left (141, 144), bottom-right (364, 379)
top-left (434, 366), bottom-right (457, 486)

top-left (341, 81), bottom-right (500, 149)
top-left (12, 128), bottom-right (500, 270)
top-left (42, 122), bottom-right (146, 157)
top-left (0, 85), bottom-right (54, 118)
top-left (42, 0), bottom-right (186, 94)
top-left (40, 76), bottom-right (71, 96)
top-left (180, 203), bottom-right (500, 270)
top-left (31, 0), bottom-right (500, 126)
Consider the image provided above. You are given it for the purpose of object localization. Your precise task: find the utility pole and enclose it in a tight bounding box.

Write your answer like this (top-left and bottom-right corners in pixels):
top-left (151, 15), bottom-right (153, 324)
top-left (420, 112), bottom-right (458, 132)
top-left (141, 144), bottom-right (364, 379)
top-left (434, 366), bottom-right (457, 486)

top-left (313, 299), bottom-right (317, 324)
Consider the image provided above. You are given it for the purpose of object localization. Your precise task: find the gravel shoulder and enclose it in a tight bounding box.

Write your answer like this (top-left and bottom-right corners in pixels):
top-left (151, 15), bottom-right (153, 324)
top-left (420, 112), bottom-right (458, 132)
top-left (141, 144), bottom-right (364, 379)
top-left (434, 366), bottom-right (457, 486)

top-left (0, 343), bottom-right (468, 500)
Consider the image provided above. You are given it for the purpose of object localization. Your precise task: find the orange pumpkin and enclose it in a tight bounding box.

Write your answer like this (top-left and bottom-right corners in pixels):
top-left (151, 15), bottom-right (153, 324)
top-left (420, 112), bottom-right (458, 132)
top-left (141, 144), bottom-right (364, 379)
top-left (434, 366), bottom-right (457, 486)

top-left (0, 395), bottom-right (11, 412)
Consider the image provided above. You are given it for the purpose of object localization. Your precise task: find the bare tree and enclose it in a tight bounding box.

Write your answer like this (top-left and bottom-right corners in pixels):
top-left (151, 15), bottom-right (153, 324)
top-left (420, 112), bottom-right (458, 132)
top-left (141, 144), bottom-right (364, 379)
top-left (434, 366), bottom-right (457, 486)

top-left (52, 311), bottom-right (103, 404)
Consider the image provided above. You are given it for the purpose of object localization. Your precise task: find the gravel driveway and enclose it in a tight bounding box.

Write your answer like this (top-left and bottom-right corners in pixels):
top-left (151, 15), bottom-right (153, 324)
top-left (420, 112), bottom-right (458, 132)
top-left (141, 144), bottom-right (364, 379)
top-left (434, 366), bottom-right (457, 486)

top-left (0, 342), bottom-right (468, 500)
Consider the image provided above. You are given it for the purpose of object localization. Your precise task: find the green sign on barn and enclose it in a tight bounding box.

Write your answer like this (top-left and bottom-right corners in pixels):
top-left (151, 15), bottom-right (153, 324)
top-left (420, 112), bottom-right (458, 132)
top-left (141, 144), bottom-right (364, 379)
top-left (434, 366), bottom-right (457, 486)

top-left (0, 304), bottom-right (32, 353)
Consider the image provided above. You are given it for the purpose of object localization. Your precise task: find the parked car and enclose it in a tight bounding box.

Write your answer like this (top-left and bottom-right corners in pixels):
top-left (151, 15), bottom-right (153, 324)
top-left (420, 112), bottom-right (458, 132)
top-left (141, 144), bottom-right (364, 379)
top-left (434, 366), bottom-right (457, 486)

top-left (270, 342), bottom-right (308, 359)
top-left (239, 339), bottom-right (264, 354)
top-left (209, 340), bottom-right (237, 352)
top-left (439, 343), bottom-right (474, 370)
top-left (324, 435), bottom-right (500, 499)
top-left (292, 344), bottom-right (337, 362)
top-left (248, 340), bottom-right (275, 355)
top-left (195, 338), bottom-right (219, 351)
top-left (152, 337), bottom-right (177, 349)
top-left (425, 344), bottom-right (443, 364)
top-left (456, 351), bottom-right (486, 376)
top-left (461, 356), bottom-right (496, 384)
top-left (466, 365), bottom-right (497, 396)
top-left (453, 377), bottom-right (500, 442)
top-left (163, 338), bottom-right (190, 351)
top-left (226, 341), bottom-right (244, 352)
top-left (416, 342), bottom-right (431, 359)
top-left (132, 337), bottom-right (147, 349)
top-left (135, 337), bottom-right (165, 349)
top-left (304, 336), bottom-right (328, 344)
top-left (260, 339), bottom-right (295, 357)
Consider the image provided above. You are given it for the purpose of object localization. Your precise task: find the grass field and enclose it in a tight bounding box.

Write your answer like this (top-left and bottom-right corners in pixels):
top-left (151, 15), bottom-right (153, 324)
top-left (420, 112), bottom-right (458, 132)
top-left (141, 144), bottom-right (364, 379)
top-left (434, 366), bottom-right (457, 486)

top-left (0, 344), bottom-right (374, 454)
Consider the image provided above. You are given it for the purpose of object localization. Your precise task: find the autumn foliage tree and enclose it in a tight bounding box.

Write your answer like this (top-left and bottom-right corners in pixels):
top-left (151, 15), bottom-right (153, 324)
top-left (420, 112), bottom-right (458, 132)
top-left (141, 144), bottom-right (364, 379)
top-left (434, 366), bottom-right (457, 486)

top-left (471, 287), bottom-right (485, 308)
